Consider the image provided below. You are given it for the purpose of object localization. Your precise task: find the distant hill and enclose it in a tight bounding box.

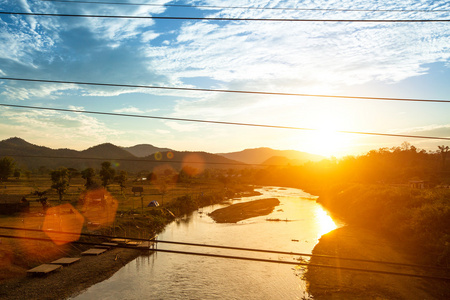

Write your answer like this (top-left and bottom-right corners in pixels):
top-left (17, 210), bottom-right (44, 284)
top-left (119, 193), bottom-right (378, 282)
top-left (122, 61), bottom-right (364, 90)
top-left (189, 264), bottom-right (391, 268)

top-left (141, 151), bottom-right (246, 171)
top-left (217, 147), bottom-right (324, 165)
top-left (83, 143), bottom-right (136, 159)
top-left (261, 156), bottom-right (305, 166)
top-left (122, 144), bottom-right (172, 157)
top-left (0, 138), bottom-right (138, 171)
top-left (0, 138), bottom-right (245, 173)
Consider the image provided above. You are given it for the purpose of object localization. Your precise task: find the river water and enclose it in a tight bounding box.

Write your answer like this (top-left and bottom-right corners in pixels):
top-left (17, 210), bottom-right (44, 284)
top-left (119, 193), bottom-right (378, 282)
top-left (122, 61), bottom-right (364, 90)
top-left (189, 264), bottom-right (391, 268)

top-left (72, 187), bottom-right (342, 300)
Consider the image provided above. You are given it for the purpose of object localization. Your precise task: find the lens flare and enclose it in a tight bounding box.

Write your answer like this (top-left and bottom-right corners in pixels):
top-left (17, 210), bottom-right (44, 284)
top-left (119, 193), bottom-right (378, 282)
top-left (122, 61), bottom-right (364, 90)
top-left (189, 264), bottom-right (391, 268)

top-left (182, 153), bottom-right (204, 176)
top-left (42, 203), bottom-right (85, 245)
top-left (80, 188), bottom-right (118, 230)
top-left (167, 151), bottom-right (174, 159)
top-left (154, 152), bottom-right (163, 161)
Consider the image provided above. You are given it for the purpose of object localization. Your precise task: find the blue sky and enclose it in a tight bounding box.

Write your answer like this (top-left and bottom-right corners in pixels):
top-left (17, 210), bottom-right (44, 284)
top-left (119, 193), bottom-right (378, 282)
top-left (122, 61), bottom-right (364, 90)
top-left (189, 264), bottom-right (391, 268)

top-left (0, 0), bottom-right (449, 157)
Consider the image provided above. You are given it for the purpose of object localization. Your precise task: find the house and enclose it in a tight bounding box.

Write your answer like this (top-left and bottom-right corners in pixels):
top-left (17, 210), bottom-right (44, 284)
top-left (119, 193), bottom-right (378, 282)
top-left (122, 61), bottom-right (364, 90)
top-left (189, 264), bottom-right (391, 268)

top-left (0, 194), bottom-right (30, 215)
top-left (409, 180), bottom-right (430, 189)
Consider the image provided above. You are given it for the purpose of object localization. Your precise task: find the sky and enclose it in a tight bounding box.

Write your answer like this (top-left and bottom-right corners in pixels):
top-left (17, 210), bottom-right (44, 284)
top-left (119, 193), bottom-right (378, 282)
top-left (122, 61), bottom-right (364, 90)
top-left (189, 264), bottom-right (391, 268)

top-left (0, 0), bottom-right (449, 157)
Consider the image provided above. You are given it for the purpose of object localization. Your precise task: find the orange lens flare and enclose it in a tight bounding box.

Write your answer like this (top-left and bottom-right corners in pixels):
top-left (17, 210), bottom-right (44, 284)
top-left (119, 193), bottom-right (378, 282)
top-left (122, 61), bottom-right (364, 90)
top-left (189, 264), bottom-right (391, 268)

top-left (80, 188), bottom-right (118, 230)
top-left (182, 153), bottom-right (204, 176)
top-left (42, 203), bottom-right (85, 245)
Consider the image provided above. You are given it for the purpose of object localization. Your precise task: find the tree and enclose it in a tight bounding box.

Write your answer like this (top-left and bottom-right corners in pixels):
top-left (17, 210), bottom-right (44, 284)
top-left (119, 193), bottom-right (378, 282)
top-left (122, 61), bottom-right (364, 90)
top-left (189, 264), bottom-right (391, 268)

top-left (115, 170), bottom-right (128, 192)
top-left (81, 168), bottom-right (96, 188)
top-left (99, 161), bottom-right (115, 188)
top-left (33, 190), bottom-right (49, 211)
top-left (438, 145), bottom-right (449, 169)
top-left (67, 168), bottom-right (80, 183)
top-left (14, 169), bottom-right (21, 179)
top-left (51, 168), bottom-right (70, 203)
top-left (0, 157), bottom-right (15, 182)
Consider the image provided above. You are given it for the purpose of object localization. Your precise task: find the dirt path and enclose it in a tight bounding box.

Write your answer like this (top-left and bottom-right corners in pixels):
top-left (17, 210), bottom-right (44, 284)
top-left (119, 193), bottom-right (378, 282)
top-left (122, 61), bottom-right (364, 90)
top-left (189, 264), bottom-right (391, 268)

top-left (208, 198), bottom-right (280, 223)
top-left (304, 226), bottom-right (449, 299)
top-left (0, 247), bottom-right (143, 300)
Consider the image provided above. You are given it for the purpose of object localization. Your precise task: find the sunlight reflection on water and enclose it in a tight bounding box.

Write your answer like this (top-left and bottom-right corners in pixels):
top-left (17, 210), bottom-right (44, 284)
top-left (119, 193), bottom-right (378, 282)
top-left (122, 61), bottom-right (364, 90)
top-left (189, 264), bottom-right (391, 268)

top-left (315, 207), bottom-right (338, 237)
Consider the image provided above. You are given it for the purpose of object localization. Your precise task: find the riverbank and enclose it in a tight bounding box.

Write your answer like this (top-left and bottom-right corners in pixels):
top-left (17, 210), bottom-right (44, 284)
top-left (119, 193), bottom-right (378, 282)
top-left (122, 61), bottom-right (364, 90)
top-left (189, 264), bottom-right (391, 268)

top-left (304, 226), bottom-right (450, 299)
top-left (0, 183), bottom-right (258, 298)
top-left (0, 247), bottom-right (141, 300)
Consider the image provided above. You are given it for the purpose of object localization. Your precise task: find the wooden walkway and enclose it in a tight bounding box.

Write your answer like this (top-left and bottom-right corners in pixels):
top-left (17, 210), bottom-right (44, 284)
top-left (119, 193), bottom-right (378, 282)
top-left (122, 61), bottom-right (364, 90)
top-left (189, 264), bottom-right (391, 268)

top-left (27, 264), bottom-right (62, 276)
top-left (81, 248), bottom-right (107, 256)
top-left (27, 236), bottom-right (157, 278)
top-left (94, 242), bottom-right (118, 249)
top-left (137, 241), bottom-right (156, 249)
top-left (50, 257), bottom-right (80, 266)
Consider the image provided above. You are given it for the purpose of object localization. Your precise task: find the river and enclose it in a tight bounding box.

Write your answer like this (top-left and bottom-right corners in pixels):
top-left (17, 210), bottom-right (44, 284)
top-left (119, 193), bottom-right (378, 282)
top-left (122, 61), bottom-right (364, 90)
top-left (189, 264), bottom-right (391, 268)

top-left (72, 186), bottom-right (343, 300)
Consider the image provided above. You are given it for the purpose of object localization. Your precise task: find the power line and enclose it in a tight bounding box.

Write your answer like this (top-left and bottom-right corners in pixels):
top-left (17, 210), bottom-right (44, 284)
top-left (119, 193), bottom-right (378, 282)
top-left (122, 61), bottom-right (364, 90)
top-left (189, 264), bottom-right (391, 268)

top-left (4, 225), bottom-right (444, 270)
top-left (1, 103), bottom-right (449, 141)
top-left (38, 0), bottom-right (450, 14)
top-left (0, 233), bottom-right (449, 281)
top-left (4, 154), bottom-right (254, 167)
top-left (2, 11), bottom-right (450, 22)
top-left (1, 77), bottom-right (449, 103)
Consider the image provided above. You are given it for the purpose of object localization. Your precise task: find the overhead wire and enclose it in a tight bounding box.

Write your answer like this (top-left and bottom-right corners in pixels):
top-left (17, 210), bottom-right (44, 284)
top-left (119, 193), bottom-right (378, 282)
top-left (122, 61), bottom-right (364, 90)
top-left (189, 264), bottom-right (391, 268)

top-left (1, 11), bottom-right (450, 22)
top-left (0, 233), bottom-right (449, 281)
top-left (37, 0), bottom-right (450, 14)
top-left (4, 225), bottom-right (444, 270)
top-left (1, 103), bottom-right (449, 141)
top-left (0, 227), bottom-right (450, 280)
top-left (1, 77), bottom-right (449, 103)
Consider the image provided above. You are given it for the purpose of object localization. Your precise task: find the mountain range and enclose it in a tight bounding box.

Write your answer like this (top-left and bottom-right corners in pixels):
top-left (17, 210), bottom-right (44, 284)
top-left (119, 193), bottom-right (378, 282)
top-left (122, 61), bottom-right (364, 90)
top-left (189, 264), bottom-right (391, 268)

top-left (0, 137), bottom-right (323, 173)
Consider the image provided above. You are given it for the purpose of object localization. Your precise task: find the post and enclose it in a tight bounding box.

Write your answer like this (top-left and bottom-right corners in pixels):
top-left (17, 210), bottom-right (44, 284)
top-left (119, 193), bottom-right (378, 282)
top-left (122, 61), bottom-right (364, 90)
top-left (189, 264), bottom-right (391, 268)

top-left (141, 196), bottom-right (144, 215)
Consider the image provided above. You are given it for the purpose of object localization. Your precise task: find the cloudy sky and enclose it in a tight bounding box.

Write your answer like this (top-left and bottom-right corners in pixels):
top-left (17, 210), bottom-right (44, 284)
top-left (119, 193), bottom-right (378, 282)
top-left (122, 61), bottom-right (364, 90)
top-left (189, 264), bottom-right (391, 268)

top-left (0, 0), bottom-right (449, 157)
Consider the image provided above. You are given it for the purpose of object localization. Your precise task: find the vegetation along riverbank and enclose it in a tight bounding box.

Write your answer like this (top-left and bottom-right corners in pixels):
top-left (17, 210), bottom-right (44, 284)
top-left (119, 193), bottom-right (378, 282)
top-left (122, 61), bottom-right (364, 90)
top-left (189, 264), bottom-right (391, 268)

top-left (0, 159), bottom-right (256, 299)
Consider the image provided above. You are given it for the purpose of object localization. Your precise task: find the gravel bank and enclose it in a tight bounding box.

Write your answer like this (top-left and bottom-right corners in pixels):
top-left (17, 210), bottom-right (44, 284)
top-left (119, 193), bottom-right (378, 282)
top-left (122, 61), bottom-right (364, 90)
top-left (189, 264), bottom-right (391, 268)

top-left (0, 247), bottom-right (144, 300)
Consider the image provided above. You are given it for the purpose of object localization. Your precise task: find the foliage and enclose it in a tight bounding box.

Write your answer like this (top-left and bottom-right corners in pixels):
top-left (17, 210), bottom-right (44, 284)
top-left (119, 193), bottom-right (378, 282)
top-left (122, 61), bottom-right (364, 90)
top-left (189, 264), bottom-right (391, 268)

top-left (81, 167), bottom-right (96, 188)
top-left (115, 170), bottom-right (128, 192)
top-left (33, 190), bottom-right (50, 211)
top-left (99, 161), bottom-right (115, 188)
top-left (0, 156), bottom-right (15, 181)
top-left (317, 185), bottom-right (450, 266)
top-left (50, 168), bottom-right (70, 202)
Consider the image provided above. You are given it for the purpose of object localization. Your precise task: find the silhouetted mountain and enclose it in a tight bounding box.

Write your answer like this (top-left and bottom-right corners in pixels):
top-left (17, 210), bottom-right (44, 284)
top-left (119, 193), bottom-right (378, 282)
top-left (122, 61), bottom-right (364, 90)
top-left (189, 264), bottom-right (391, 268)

top-left (82, 143), bottom-right (136, 159)
top-left (0, 138), bottom-right (136, 171)
top-left (0, 138), bottom-right (245, 173)
top-left (261, 156), bottom-right (304, 166)
top-left (217, 147), bottom-right (323, 165)
top-left (141, 151), bottom-right (246, 171)
top-left (122, 144), bottom-right (172, 157)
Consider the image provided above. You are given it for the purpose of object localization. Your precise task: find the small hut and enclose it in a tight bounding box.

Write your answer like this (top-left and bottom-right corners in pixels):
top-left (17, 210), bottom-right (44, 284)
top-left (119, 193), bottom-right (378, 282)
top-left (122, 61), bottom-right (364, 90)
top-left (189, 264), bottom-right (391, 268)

top-left (409, 180), bottom-right (430, 189)
top-left (132, 186), bottom-right (144, 196)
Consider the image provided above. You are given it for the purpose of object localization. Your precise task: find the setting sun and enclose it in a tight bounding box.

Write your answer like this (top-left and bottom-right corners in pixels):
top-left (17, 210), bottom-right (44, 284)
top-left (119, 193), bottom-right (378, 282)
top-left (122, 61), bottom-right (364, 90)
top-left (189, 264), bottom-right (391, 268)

top-left (298, 127), bottom-right (352, 157)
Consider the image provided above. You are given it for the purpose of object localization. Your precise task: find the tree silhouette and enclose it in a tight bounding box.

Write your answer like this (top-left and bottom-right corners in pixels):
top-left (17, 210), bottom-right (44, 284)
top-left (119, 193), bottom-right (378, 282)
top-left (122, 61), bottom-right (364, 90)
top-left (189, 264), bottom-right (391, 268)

top-left (115, 170), bottom-right (128, 192)
top-left (438, 145), bottom-right (450, 169)
top-left (81, 168), bottom-right (96, 188)
top-left (0, 157), bottom-right (15, 182)
top-left (99, 161), bottom-right (115, 188)
top-left (51, 168), bottom-right (70, 203)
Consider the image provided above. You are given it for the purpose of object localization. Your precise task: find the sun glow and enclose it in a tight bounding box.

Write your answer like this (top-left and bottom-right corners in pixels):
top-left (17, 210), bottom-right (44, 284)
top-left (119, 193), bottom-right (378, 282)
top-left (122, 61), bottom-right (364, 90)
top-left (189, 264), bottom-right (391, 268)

top-left (315, 207), bottom-right (337, 237)
top-left (298, 125), bottom-right (353, 157)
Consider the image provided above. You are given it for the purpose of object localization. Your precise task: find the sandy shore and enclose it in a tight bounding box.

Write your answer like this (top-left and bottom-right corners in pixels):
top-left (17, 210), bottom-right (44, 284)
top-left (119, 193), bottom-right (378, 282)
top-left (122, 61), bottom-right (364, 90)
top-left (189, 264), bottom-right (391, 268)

top-left (208, 198), bottom-right (280, 223)
top-left (304, 226), bottom-right (450, 299)
top-left (0, 247), bottom-right (144, 300)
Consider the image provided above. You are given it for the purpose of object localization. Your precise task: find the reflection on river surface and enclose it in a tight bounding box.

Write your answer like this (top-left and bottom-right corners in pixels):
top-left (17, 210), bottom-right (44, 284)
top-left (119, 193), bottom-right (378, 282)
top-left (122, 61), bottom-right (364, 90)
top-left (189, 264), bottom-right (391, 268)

top-left (72, 187), bottom-right (342, 300)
